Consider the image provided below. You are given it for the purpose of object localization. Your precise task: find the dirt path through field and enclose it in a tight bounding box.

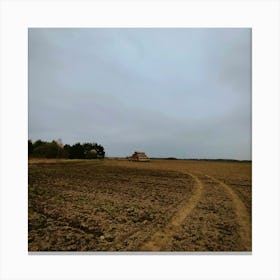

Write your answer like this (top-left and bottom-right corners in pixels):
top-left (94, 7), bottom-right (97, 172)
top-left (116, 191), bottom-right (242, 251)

top-left (205, 175), bottom-right (251, 251)
top-left (140, 173), bottom-right (203, 251)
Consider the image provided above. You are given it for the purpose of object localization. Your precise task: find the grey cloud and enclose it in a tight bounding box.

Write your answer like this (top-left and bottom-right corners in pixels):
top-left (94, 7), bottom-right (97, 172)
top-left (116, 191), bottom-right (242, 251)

top-left (29, 28), bottom-right (251, 160)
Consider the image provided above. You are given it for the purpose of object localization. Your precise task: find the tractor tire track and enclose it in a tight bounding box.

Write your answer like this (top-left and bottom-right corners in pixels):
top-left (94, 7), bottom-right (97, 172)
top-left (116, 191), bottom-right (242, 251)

top-left (205, 175), bottom-right (251, 251)
top-left (140, 173), bottom-right (203, 251)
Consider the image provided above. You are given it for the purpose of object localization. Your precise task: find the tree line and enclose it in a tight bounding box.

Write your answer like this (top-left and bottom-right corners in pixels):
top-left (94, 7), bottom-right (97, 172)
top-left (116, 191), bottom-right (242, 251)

top-left (28, 139), bottom-right (105, 159)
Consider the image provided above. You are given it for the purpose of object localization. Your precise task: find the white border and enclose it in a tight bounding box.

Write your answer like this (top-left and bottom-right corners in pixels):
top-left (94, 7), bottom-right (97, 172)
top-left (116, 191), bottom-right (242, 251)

top-left (0, 1), bottom-right (279, 280)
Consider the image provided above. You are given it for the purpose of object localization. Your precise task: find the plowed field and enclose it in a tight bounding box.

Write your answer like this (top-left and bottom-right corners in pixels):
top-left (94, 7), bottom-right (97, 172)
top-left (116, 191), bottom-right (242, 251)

top-left (28, 159), bottom-right (251, 252)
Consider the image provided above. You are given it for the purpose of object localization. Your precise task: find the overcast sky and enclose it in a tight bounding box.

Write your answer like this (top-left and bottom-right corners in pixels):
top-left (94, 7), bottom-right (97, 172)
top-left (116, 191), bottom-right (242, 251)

top-left (28, 28), bottom-right (251, 160)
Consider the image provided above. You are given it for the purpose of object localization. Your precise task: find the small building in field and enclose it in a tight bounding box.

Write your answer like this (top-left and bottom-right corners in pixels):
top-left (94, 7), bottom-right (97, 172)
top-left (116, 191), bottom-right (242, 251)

top-left (128, 151), bottom-right (150, 162)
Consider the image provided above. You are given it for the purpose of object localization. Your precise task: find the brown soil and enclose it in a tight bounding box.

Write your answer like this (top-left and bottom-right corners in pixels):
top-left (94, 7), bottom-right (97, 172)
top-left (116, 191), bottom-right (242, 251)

top-left (140, 173), bottom-right (203, 251)
top-left (205, 175), bottom-right (251, 251)
top-left (28, 159), bottom-right (251, 252)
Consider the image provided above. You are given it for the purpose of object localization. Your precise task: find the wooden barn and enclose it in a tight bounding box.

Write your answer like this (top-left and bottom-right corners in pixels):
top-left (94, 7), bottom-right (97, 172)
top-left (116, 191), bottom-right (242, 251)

top-left (128, 151), bottom-right (150, 162)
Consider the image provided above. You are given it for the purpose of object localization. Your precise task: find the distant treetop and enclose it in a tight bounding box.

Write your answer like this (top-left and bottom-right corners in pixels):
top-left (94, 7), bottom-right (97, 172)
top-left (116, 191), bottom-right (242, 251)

top-left (28, 139), bottom-right (105, 159)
